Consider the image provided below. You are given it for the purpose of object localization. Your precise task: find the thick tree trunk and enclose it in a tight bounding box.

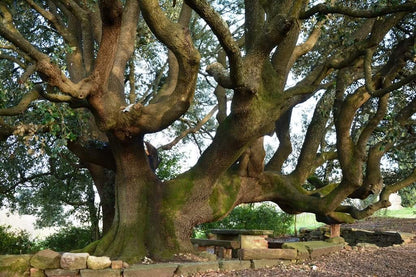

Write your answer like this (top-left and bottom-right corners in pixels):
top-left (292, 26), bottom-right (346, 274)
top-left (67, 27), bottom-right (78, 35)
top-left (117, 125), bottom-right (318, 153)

top-left (86, 135), bottom-right (191, 263)
top-left (86, 163), bottom-right (115, 235)
top-left (91, 135), bottom-right (152, 261)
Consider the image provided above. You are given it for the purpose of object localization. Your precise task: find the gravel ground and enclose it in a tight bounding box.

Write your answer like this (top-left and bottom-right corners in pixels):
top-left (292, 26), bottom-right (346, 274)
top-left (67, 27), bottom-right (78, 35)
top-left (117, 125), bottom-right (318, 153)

top-left (189, 217), bottom-right (416, 277)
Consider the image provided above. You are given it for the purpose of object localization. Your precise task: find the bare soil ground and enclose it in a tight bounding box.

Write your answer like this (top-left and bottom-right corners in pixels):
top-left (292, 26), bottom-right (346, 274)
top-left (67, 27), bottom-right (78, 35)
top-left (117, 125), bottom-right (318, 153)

top-left (191, 217), bottom-right (416, 277)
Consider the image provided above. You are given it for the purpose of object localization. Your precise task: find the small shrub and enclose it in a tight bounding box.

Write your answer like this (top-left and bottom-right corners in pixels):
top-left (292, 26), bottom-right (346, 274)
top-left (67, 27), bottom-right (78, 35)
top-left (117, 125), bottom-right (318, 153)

top-left (0, 225), bottom-right (39, 254)
top-left (40, 226), bottom-right (93, 252)
top-left (193, 203), bottom-right (294, 238)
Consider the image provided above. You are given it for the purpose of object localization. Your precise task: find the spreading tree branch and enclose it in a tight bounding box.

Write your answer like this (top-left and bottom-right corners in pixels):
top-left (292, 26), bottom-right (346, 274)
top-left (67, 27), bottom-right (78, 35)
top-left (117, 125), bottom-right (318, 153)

top-left (25, 0), bottom-right (76, 43)
top-left (364, 48), bottom-right (376, 94)
top-left (0, 3), bottom-right (97, 101)
top-left (301, 2), bottom-right (416, 19)
top-left (185, 0), bottom-right (243, 87)
top-left (0, 53), bottom-right (25, 68)
top-left (292, 89), bottom-right (335, 182)
top-left (160, 105), bottom-right (218, 150)
top-left (0, 86), bottom-right (42, 116)
top-left (112, 0), bottom-right (140, 84)
top-left (130, 0), bottom-right (200, 133)
top-left (336, 168), bottom-right (416, 221)
top-left (265, 109), bottom-right (293, 172)
top-left (67, 140), bottom-right (116, 171)
top-left (288, 20), bottom-right (324, 68)
top-left (371, 73), bottom-right (416, 97)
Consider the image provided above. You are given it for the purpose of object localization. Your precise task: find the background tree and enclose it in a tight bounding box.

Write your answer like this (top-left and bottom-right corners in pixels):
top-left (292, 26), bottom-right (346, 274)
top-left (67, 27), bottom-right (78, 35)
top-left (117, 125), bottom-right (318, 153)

top-left (194, 203), bottom-right (294, 238)
top-left (0, 225), bottom-right (38, 254)
top-left (0, 0), bottom-right (415, 263)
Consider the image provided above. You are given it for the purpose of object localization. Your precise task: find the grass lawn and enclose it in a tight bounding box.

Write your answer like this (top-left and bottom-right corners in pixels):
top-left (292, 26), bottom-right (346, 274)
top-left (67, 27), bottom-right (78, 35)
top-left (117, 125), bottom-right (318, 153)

top-left (290, 213), bottom-right (324, 234)
top-left (290, 207), bottom-right (416, 234)
top-left (373, 207), bottom-right (416, 218)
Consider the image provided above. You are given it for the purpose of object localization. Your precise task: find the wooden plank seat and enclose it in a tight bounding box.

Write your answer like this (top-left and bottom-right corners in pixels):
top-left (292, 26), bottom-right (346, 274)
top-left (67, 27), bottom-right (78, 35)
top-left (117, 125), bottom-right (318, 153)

top-left (190, 238), bottom-right (241, 249)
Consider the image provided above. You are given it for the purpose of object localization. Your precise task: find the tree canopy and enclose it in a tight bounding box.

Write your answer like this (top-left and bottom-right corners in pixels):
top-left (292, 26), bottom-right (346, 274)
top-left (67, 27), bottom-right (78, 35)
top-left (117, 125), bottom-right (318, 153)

top-left (0, 0), bottom-right (415, 263)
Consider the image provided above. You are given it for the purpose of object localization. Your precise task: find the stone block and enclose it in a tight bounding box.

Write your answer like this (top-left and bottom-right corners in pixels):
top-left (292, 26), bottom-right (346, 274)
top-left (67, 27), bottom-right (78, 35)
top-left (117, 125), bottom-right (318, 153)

top-left (190, 239), bottom-right (240, 249)
top-left (284, 241), bottom-right (344, 259)
top-left (219, 260), bottom-right (251, 271)
top-left (110, 261), bottom-right (123, 269)
top-left (302, 241), bottom-right (344, 259)
top-left (238, 249), bottom-right (297, 260)
top-left (61, 253), bottom-right (89, 270)
top-left (30, 249), bottom-right (61, 269)
top-left (175, 261), bottom-right (219, 275)
top-left (79, 269), bottom-right (120, 277)
top-left (0, 254), bottom-right (31, 277)
top-left (123, 264), bottom-right (178, 277)
top-left (44, 268), bottom-right (80, 277)
top-left (86, 256), bottom-right (111, 270)
top-left (240, 235), bottom-right (268, 249)
top-left (30, 268), bottom-right (45, 277)
top-left (282, 242), bottom-right (309, 260)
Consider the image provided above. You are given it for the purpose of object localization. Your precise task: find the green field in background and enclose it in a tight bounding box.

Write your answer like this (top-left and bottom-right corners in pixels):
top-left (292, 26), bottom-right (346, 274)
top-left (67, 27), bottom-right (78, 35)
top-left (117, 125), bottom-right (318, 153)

top-left (290, 207), bottom-right (416, 234)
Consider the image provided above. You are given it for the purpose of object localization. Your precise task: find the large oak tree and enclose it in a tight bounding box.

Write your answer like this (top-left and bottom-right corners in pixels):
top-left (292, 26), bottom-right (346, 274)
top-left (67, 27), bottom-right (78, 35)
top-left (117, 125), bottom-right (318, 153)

top-left (0, 0), bottom-right (415, 262)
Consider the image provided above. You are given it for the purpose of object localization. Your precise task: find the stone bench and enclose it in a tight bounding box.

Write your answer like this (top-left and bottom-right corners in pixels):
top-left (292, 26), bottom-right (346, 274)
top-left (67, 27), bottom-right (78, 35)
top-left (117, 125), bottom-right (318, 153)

top-left (190, 238), bottom-right (241, 249)
top-left (209, 229), bottom-right (272, 250)
top-left (194, 229), bottom-right (274, 259)
top-left (191, 238), bottom-right (241, 259)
